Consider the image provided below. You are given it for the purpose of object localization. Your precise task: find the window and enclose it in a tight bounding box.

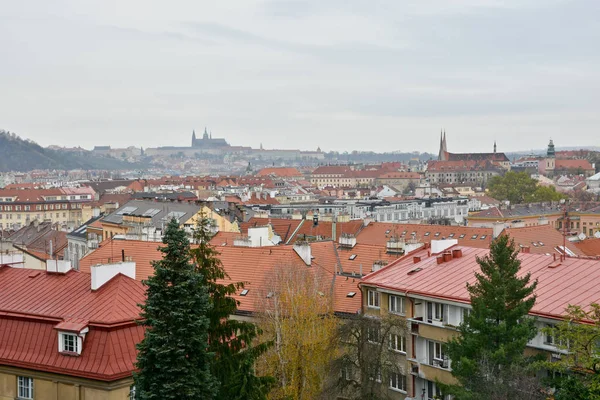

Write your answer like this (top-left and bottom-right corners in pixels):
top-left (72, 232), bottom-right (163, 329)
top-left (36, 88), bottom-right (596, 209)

top-left (389, 295), bottom-right (405, 315)
top-left (389, 333), bottom-right (406, 353)
top-left (368, 290), bottom-right (380, 308)
top-left (427, 380), bottom-right (447, 400)
top-left (461, 308), bottom-right (471, 324)
top-left (341, 364), bottom-right (352, 381)
top-left (60, 332), bottom-right (80, 354)
top-left (367, 324), bottom-right (380, 344)
top-left (129, 385), bottom-right (137, 400)
top-left (18, 376), bottom-right (33, 399)
top-left (544, 324), bottom-right (566, 347)
top-left (389, 372), bottom-right (407, 392)
top-left (427, 301), bottom-right (446, 323)
top-left (368, 363), bottom-right (381, 382)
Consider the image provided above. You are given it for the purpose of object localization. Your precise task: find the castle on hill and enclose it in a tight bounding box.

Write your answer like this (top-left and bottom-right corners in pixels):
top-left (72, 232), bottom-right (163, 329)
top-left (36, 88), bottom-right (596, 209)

top-left (191, 128), bottom-right (230, 149)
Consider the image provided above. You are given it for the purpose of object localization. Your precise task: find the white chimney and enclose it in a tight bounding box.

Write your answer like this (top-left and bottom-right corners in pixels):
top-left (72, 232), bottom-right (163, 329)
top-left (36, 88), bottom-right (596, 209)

top-left (46, 260), bottom-right (72, 274)
top-left (431, 239), bottom-right (458, 254)
top-left (91, 261), bottom-right (136, 290)
top-left (293, 241), bottom-right (312, 266)
top-left (492, 221), bottom-right (506, 238)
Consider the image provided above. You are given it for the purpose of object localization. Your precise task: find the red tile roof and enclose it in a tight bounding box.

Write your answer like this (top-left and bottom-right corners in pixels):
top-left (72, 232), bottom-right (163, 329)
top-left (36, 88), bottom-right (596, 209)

top-left (311, 165), bottom-right (352, 175)
top-left (0, 267), bottom-right (145, 381)
top-left (357, 222), bottom-right (493, 249)
top-left (555, 159), bottom-right (594, 171)
top-left (291, 220), bottom-right (364, 243)
top-left (574, 238), bottom-right (600, 257)
top-left (256, 167), bottom-right (303, 178)
top-left (504, 224), bottom-right (583, 256)
top-left (361, 246), bottom-right (600, 321)
top-left (80, 239), bottom-right (361, 315)
top-left (336, 243), bottom-right (403, 276)
top-left (240, 218), bottom-right (303, 244)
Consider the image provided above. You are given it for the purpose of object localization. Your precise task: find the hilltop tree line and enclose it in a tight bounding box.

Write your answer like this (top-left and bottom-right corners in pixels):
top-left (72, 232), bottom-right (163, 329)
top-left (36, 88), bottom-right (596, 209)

top-left (0, 130), bottom-right (140, 172)
top-left (134, 219), bottom-right (600, 399)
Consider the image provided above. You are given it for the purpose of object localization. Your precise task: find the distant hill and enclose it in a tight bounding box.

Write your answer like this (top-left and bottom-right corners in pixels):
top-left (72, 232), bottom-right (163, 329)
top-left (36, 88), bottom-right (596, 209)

top-left (0, 130), bottom-right (140, 172)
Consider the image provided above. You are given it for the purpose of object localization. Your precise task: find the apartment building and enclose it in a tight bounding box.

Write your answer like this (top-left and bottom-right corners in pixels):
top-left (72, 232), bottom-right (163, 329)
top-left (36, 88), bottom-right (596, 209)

top-left (425, 160), bottom-right (504, 185)
top-left (359, 240), bottom-right (600, 400)
top-left (0, 262), bottom-right (143, 400)
top-left (0, 187), bottom-right (96, 231)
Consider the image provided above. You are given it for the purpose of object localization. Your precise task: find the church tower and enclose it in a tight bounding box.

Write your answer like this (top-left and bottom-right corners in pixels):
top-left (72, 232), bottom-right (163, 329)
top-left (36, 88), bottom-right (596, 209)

top-left (191, 129), bottom-right (196, 147)
top-left (438, 129), bottom-right (448, 161)
top-left (494, 140), bottom-right (497, 154)
top-left (545, 139), bottom-right (556, 176)
top-left (203, 127), bottom-right (209, 140)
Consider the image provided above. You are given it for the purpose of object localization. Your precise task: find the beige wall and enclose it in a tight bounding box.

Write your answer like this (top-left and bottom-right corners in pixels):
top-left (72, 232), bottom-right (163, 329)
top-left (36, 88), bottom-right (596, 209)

top-left (0, 367), bottom-right (132, 400)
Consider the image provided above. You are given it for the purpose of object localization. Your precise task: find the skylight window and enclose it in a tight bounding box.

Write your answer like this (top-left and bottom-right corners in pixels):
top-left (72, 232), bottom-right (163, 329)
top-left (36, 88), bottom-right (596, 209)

top-left (448, 233), bottom-right (455, 238)
top-left (142, 208), bottom-right (161, 217)
top-left (539, 242), bottom-right (545, 246)
top-left (349, 254), bottom-right (357, 260)
top-left (424, 232), bottom-right (430, 236)
top-left (471, 235), bottom-right (478, 239)
top-left (480, 235), bottom-right (487, 240)
top-left (532, 242), bottom-right (539, 247)
top-left (266, 292), bottom-right (274, 298)
top-left (117, 206), bottom-right (138, 215)
top-left (407, 267), bottom-right (423, 275)
top-left (459, 234), bottom-right (466, 238)
top-left (434, 232), bottom-right (441, 237)
top-left (347, 292), bottom-right (356, 298)
top-left (240, 289), bottom-right (249, 296)
top-left (385, 229), bottom-right (391, 235)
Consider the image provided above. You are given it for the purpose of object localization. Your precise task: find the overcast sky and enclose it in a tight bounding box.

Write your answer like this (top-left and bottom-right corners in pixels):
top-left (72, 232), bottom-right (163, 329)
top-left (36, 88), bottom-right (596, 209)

top-left (1, 0), bottom-right (598, 154)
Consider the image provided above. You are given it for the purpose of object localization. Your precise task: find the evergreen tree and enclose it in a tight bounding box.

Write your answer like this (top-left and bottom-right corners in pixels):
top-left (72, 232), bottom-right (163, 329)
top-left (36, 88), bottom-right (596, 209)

top-left (134, 219), bottom-right (217, 400)
top-left (191, 216), bottom-right (274, 400)
top-left (445, 234), bottom-right (543, 399)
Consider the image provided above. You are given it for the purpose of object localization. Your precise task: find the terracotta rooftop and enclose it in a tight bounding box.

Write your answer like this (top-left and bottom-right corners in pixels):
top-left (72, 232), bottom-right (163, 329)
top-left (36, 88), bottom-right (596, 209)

top-left (240, 218), bottom-right (303, 244)
top-left (503, 224), bottom-right (583, 256)
top-left (357, 222), bottom-right (493, 249)
top-left (80, 239), bottom-right (362, 315)
top-left (0, 267), bottom-right (145, 381)
top-left (574, 238), bottom-right (600, 257)
top-left (361, 245), bottom-right (600, 321)
top-left (290, 220), bottom-right (364, 243)
top-left (256, 167), bottom-right (303, 178)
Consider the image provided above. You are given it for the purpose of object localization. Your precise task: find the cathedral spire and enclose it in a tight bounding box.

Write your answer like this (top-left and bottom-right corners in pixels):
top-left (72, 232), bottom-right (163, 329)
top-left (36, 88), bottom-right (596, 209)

top-left (191, 129), bottom-right (196, 147)
top-left (494, 140), bottom-right (497, 153)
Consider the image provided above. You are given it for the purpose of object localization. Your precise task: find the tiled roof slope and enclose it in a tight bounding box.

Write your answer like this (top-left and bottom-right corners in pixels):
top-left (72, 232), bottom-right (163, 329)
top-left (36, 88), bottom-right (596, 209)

top-left (0, 267), bottom-right (145, 381)
top-left (575, 238), bottom-right (600, 257)
top-left (504, 225), bottom-right (583, 256)
top-left (336, 243), bottom-right (403, 276)
top-left (291, 220), bottom-right (364, 243)
top-left (240, 218), bottom-right (303, 244)
top-left (80, 239), bottom-right (362, 315)
top-left (361, 246), bottom-right (600, 321)
top-left (357, 222), bottom-right (493, 249)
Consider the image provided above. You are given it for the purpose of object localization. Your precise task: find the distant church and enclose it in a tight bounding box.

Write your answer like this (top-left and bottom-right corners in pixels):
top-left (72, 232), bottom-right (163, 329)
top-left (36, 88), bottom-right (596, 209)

top-left (191, 128), bottom-right (230, 149)
top-left (437, 130), bottom-right (510, 168)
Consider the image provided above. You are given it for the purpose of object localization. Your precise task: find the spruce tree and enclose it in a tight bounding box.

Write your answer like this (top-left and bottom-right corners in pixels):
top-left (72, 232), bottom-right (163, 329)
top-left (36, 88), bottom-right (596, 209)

top-left (191, 216), bottom-right (274, 400)
top-left (134, 219), bottom-right (217, 400)
top-left (445, 234), bottom-right (542, 399)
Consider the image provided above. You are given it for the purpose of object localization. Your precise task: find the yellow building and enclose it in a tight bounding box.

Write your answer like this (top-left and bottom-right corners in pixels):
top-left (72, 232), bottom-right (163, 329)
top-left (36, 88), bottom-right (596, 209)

top-left (0, 188), bottom-right (96, 231)
top-left (359, 241), bottom-right (600, 399)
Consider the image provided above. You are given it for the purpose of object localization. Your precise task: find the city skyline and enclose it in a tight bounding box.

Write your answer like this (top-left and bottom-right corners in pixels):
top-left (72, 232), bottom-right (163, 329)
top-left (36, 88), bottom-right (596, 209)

top-left (1, 0), bottom-right (599, 153)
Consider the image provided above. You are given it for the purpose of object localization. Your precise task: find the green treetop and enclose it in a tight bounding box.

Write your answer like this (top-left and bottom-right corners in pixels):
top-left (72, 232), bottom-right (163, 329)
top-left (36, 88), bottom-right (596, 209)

top-left (134, 218), bottom-right (217, 400)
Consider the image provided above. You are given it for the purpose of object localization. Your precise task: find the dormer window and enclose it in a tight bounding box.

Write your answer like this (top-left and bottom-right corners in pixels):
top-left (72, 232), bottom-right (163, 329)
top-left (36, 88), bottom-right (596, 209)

top-left (55, 320), bottom-right (88, 356)
top-left (62, 333), bottom-right (79, 353)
